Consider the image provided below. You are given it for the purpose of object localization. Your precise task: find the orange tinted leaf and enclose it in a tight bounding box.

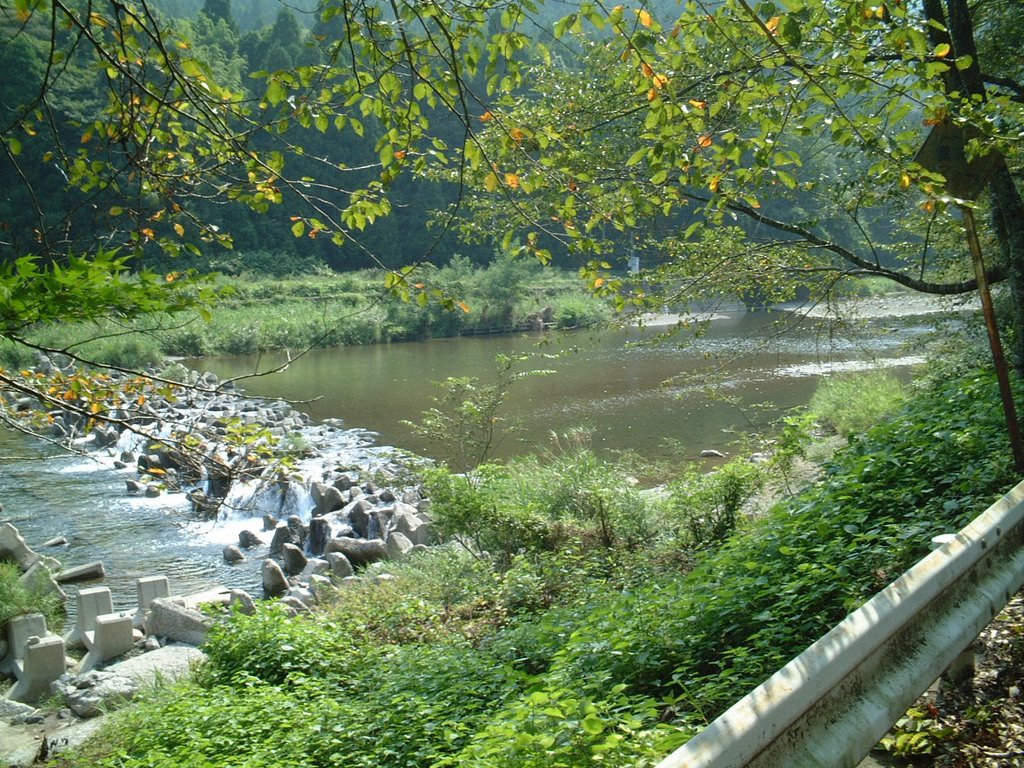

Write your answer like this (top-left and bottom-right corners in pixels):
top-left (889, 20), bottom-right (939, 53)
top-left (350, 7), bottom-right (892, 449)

top-left (641, 62), bottom-right (654, 78)
top-left (765, 15), bottom-right (781, 33)
top-left (510, 128), bottom-right (526, 143)
top-left (652, 73), bottom-right (669, 89)
top-left (457, 301), bottom-right (471, 314)
top-left (647, 88), bottom-right (658, 101)
top-left (505, 172), bottom-right (521, 189)
top-left (594, 277), bottom-right (606, 288)
top-left (638, 9), bottom-right (653, 27)
top-left (394, 150), bottom-right (407, 160)
top-left (480, 111), bottom-right (494, 122)
top-left (698, 134), bottom-right (713, 148)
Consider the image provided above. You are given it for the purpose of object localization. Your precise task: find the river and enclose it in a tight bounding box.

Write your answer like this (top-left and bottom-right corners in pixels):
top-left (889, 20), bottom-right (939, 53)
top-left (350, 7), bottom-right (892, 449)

top-left (0, 303), bottom-right (939, 606)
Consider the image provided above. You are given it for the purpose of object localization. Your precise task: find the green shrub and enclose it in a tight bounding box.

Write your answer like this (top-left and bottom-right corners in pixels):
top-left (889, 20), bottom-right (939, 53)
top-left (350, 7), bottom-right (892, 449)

top-left (664, 459), bottom-right (764, 548)
top-left (0, 561), bottom-right (63, 630)
top-left (808, 369), bottom-right (909, 438)
top-left (198, 605), bottom-right (355, 687)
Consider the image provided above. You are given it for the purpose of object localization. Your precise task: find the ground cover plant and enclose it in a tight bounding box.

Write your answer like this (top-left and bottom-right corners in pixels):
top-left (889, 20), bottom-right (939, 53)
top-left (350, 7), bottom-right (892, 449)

top-left (53, 361), bottom-right (1020, 767)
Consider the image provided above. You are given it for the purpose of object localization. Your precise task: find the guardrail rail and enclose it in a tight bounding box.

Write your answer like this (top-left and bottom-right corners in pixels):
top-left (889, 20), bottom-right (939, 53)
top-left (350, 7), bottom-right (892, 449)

top-left (655, 479), bottom-right (1024, 768)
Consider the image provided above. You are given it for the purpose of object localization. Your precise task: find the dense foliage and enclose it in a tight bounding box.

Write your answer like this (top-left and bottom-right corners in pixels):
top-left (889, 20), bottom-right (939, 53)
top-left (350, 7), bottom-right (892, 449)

top-left (57, 362), bottom-right (1018, 767)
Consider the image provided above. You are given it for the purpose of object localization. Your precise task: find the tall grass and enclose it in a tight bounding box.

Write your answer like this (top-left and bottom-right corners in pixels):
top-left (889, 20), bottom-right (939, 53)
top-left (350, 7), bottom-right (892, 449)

top-left (808, 368), bottom-right (909, 437)
top-left (4, 261), bottom-right (611, 366)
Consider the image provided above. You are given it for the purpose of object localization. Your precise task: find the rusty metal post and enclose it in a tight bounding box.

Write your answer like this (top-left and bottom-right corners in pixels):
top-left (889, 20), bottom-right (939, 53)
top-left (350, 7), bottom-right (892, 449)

top-left (962, 205), bottom-right (1024, 473)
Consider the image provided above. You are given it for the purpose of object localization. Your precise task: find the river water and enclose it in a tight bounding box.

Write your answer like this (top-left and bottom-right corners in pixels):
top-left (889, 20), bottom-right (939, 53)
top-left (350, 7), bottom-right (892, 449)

top-left (0, 304), bottom-right (940, 607)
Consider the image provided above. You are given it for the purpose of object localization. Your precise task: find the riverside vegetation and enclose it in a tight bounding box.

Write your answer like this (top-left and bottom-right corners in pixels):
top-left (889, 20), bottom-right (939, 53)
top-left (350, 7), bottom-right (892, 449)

top-left (0, 255), bottom-right (611, 371)
top-left (36, 347), bottom-right (1021, 767)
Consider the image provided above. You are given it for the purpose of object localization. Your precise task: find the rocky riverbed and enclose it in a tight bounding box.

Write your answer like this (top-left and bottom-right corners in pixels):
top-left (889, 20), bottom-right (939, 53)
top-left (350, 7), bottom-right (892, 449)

top-left (1, 361), bottom-right (445, 764)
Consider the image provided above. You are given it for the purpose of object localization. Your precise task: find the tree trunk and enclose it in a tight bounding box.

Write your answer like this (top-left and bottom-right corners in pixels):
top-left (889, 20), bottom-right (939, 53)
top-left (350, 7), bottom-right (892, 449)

top-left (938, 0), bottom-right (1024, 373)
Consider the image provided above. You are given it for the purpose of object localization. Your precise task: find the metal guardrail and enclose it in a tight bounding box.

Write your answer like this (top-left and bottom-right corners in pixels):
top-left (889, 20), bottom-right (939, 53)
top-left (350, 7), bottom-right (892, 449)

top-left (655, 479), bottom-right (1024, 768)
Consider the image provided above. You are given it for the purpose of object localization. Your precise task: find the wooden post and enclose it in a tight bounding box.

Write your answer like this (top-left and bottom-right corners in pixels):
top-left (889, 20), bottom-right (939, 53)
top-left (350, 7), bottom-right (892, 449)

top-left (962, 205), bottom-right (1024, 473)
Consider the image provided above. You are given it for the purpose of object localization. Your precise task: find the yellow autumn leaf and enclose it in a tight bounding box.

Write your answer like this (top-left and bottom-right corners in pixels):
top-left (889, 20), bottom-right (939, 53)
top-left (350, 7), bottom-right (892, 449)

top-left (641, 62), bottom-right (654, 78)
top-left (652, 73), bottom-right (669, 89)
top-left (457, 301), bottom-right (471, 314)
top-left (900, 173), bottom-right (911, 190)
top-left (638, 8), bottom-right (653, 27)
top-left (765, 15), bottom-right (781, 33)
top-left (709, 174), bottom-right (722, 193)
top-left (505, 173), bottom-right (521, 189)
top-left (173, 222), bottom-right (185, 236)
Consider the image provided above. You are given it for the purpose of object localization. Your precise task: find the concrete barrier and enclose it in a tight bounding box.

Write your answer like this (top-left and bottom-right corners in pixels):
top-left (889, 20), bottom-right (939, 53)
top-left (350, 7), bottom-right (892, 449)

top-left (78, 612), bottom-right (134, 673)
top-left (0, 613), bottom-right (47, 678)
top-left (64, 586), bottom-right (114, 649)
top-left (654, 479), bottom-right (1024, 768)
top-left (5, 635), bottom-right (67, 704)
top-left (133, 575), bottom-right (170, 628)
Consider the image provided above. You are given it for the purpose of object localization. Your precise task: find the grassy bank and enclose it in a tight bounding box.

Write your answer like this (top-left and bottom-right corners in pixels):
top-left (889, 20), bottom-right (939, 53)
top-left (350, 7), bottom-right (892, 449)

top-left (52, 356), bottom-right (1020, 767)
top-left (0, 257), bottom-right (612, 370)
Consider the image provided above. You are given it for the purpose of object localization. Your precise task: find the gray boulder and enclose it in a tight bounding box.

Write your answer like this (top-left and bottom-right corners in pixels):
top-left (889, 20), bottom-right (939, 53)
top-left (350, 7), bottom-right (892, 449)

top-left (281, 543), bottom-right (308, 576)
top-left (229, 589), bottom-right (257, 615)
top-left (238, 529), bottom-right (263, 549)
top-left (312, 483), bottom-right (346, 516)
top-left (393, 507), bottom-right (433, 546)
top-left (268, 524), bottom-right (295, 555)
top-left (261, 559), bottom-right (289, 597)
top-left (144, 598), bottom-right (213, 646)
top-left (56, 670), bottom-right (139, 718)
top-left (222, 545), bottom-right (245, 564)
top-left (341, 498), bottom-right (374, 537)
top-left (386, 531), bottom-right (414, 560)
top-left (325, 551), bottom-right (354, 579)
top-left (324, 537), bottom-right (388, 568)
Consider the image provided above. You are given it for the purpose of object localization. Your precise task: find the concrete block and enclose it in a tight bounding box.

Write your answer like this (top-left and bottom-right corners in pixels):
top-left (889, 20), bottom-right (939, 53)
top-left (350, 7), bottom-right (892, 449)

top-left (78, 612), bottom-right (134, 673)
top-left (133, 576), bottom-right (170, 628)
top-left (64, 587), bottom-right (113, 649)
top-left (6, 635), bottom-right (67, 704)
top-left (0, 613), bottom-right (47, 678)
